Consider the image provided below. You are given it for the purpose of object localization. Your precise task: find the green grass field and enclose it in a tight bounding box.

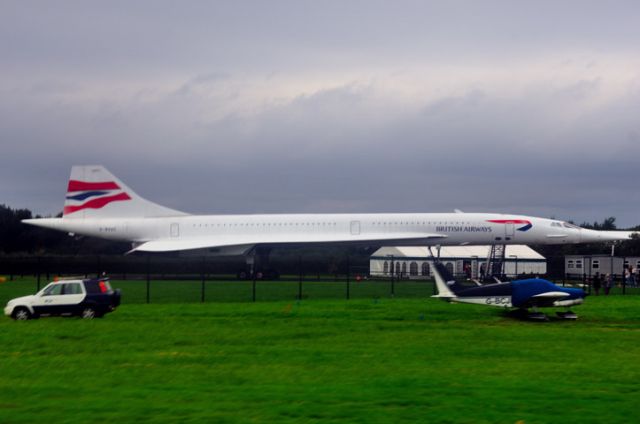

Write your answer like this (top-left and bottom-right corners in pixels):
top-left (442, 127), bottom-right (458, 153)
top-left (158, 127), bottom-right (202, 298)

top-left (1, 277), bottom-right (640, 423)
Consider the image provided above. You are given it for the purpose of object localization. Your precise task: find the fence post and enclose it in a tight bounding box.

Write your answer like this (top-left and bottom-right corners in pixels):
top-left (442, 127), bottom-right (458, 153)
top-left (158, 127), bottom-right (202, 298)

top-left (391, 272), bottom-right (396, 297)
top-left (201, 256), bottom-right (206, 303)
top-left (346, 255), bottom-right (350, 300)
top-left (252, 272), bottom-right (257, 302)
top-left (146, 255), bottom-right (151, 304)
top-left (390, 262), bottom-right (395, 298)
top-left (298, 255), bottom-right (303, 300)
top-left (36, 256), bottom-right (41, 291)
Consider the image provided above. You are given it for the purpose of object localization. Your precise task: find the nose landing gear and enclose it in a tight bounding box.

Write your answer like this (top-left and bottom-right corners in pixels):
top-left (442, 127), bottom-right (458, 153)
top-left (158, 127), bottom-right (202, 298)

top-left (556, 310), bottom-right (578, 320)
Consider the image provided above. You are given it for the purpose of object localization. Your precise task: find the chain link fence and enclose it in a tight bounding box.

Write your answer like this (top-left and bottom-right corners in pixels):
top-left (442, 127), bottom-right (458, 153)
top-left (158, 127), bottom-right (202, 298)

top-left (1, 254), bottom-right (638, 305)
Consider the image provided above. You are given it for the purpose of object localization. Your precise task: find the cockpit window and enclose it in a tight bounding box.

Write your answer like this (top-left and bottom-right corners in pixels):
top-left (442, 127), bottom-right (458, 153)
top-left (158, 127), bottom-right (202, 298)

top-left (562, 222), bottom-right (582, 230)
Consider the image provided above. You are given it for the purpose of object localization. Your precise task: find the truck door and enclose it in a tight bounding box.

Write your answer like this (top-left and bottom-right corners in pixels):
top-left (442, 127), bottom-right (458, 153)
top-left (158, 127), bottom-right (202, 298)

top-left (32, 283), bottom-right (84, 316)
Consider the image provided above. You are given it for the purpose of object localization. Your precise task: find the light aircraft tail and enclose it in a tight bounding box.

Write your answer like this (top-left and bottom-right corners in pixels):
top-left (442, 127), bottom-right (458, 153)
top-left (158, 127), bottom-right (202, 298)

top-left (431, 261), bottom-right (466, 299)
top-left (63, 165), bottom-right (187, 219)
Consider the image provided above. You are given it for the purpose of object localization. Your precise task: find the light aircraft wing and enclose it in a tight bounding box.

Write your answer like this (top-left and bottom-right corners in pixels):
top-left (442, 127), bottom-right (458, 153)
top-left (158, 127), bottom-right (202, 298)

top-left (524, 291), bottom-right (570, 308)
top-left (129, 232), bottom-right (447, 253)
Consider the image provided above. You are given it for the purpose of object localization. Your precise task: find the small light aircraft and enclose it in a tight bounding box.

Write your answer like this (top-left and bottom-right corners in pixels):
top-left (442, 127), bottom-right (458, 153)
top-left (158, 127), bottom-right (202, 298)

top-left (430, 249), bottom-right (587, 320)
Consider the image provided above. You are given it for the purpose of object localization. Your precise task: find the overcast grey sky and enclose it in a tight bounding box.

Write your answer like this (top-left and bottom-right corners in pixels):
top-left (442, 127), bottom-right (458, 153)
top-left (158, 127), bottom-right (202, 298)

top-left (1, 1), bottom-right (639, 226)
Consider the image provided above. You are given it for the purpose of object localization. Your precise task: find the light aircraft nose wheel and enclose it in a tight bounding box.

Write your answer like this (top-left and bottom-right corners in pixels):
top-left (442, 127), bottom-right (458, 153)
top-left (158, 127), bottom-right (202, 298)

top-left (556, 310), bottom-right (578, 320)
top-left (527, 311), bottom-right (549, 321)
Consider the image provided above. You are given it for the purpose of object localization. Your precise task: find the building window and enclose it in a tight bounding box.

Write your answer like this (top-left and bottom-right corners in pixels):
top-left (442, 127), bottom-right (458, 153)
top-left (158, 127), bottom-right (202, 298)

top-left (568, 260), bottom-right (574, 269)
top-left (445, 263), bottom-right (454, 274)
top-left (401, 262), bottom-right (407, 275)
top-left (409, 262), bottom-right (418, 276)
top-left (593, 260), bottom-right (600, 270)
top-left (383, 261), bottom-right (389, 275)
top-left (395, 262), bottom-right (401, 275)
top-left (576, 260), bottom-right (582, 269)
top-left (421, 262), bottom-right (430, 276)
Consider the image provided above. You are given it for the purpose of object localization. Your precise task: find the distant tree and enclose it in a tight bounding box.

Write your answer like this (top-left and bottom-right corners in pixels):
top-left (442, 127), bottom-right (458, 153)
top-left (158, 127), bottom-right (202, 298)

top-left (616, 232), bottom-right (640, 257)
top-left (580, 217), bottom-right (617, 231)
top-left (0, 204), bottom-right (129, 255)
top-left (0, 204), bottom-right (36, 253)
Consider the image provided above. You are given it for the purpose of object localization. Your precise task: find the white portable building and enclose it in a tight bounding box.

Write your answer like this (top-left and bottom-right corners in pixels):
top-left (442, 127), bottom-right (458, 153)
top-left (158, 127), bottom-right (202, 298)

top-left (370, 245), bottom-right (546, 279)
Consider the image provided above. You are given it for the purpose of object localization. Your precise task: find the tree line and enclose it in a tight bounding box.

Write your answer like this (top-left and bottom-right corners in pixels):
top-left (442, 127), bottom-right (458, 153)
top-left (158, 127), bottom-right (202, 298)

top-left (0, 204), bottom-right (129, 255)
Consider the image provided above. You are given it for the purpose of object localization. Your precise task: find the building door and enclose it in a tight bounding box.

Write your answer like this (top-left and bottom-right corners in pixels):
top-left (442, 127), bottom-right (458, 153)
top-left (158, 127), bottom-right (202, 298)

top-left (350, 221), bottom-right (361, 235)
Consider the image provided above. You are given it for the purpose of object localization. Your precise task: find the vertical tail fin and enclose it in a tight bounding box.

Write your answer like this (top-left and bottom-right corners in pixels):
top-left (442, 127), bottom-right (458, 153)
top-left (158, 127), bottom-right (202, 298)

top-left (63, 165), bottom-right (187, 219)
top-left (431, 261), bottom-right (464, 299)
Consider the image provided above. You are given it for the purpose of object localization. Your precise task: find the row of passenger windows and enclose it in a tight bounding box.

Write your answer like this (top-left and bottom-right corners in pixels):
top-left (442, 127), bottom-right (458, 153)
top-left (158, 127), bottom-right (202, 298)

top-left (371, 222), bottom-right (473, 226)
top-left (192, 222), bottom-right (339, 228)
top-left (190, 221), bottom-right (474, 228)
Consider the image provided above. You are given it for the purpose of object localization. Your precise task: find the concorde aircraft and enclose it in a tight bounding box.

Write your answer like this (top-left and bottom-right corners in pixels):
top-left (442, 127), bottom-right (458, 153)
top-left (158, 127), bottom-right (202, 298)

top-left (429, 252), bottom-right (587, 320)
top-left (23, 166), bottom-right (637, 262)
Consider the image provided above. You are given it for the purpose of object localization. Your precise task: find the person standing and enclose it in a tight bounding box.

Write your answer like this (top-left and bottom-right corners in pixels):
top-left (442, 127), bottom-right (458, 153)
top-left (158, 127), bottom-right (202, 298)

top-left (625, 266), bottom-right (635, 287)
top-left (592, 272), bottom-right (602, 295)
top-left (604, 273), bottom-right (613, 295)
top-left (624, 267), bottom-right (631, 287)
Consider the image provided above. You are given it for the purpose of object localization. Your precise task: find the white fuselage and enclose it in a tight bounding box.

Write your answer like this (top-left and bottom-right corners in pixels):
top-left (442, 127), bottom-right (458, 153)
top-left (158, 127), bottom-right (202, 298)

top-left (27, 212), bottom-right (633, 254)
top-left (23, 166), bottom-right (636, 255)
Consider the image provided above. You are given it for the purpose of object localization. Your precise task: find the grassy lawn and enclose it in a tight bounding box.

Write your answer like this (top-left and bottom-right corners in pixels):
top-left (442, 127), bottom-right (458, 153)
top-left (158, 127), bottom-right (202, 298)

top-left (1, 277), bottom-right (640, 423)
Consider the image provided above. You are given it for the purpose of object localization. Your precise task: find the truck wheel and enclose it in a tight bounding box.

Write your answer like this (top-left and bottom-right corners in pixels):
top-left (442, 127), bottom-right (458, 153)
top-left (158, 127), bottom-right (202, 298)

top-left (12, 307), bottom-right (31, 321)
top-left (81, 307), bottom-right (96, 319)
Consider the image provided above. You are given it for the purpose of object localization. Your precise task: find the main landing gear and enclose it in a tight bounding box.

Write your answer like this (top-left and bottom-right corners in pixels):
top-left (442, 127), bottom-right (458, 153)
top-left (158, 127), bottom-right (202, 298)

top-left (510, 308), bottom-right (549, 321)
top-left (236, 269), bottom-right (280, 280)
top-left (556, 310), bottom-right (578, 320)
top-left (510, 308), bottom-right (579, 321)
top-left (237, 247), bottom-right (280, 280)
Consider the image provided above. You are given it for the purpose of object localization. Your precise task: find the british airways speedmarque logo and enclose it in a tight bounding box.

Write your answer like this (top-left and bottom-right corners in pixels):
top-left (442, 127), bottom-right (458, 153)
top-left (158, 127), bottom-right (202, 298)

top-left (486, 219), bottom-right (533, 232)
top-left (63, 180), bottom-right (131, 215)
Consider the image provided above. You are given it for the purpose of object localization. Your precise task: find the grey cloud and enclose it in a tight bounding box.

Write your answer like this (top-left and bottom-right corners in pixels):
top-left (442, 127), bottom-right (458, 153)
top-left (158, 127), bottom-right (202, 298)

top-left (1, 1), bottom-right (640, 227)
